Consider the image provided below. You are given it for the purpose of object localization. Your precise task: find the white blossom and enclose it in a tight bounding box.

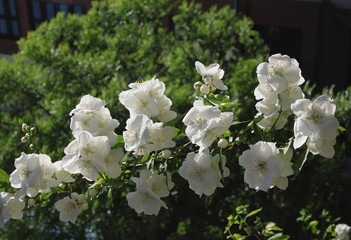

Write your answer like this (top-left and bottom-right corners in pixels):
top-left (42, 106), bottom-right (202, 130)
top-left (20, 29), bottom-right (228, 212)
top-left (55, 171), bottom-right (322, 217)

top-left (257, 53), bottom-right (304, 93)
top-left (335, 223), bottom-right (351, 240)
top-left (123, 114), bottom-right (152, 154)
top-left (126, 170), bottom-right (171, 215)
top-left (238, 141), bottom-right (293, 191)
top-left (55, 196), bottom-right (79, 223)
top-left (103, 148), bottom-right (123, 178)
top-left (123, 114), bottom-right (176, 155)
top-left (61, 131), bottom-right (113, 181)
top-left (255, 54), bottom-right (305, 130)
top-left (183, 100), bottom-right (233, 151)
top-left (195, 61), bottom-right (228, 91)
top-left (179, 150), bottom-right (229, 196)
top-left (119, 77), bottom-right (176, 122)
top-left (10, 153), bottom-right (56, 197)
top-left (291, 95), bottom-right (339, 158)
top-left (5, 197), bottom-right (25, 220)
top-left (70, 94), bottom-right (106, 115)
top-left (70, 107), bottom-right (119, 145)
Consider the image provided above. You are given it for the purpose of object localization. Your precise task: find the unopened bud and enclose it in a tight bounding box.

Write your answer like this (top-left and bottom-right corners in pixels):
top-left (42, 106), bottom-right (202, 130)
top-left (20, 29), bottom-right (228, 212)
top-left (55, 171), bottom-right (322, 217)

top-left (29, 144), bottom-right (35, 150)
top-left (88, 188), bottom-right (98, 198)
top-left (80, 202), bottom-right (89, 211)
top-left (21, 137), bottom-right (27, 143)
top-left (193, 81), bottom-right (202, 90)
top-left (162, 149), bottom-right (172, 159)
top-left (22, 123), bottom-right (29, 132)
top-left (200, 85), bottom-right (210, 95)
top-left (27, 198), bottom-right (35, 207)
top-left (218, 139), bottom-right (229, 149)
top-left (30, 127), bottom-right (36, 134)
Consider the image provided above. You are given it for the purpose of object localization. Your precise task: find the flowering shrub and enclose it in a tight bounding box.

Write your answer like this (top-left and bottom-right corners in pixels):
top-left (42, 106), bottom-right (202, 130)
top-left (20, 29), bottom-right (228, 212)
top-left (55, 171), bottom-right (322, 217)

top-left (0, 53), bottom-right (347, 240)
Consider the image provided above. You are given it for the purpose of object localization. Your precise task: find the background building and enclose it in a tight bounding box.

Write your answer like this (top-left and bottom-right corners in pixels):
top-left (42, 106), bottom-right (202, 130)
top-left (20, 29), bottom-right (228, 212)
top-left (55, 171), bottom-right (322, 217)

top-left (0, 0), bottom-right (90, 54)
top-left (1, 0), bottom-right (350, 89)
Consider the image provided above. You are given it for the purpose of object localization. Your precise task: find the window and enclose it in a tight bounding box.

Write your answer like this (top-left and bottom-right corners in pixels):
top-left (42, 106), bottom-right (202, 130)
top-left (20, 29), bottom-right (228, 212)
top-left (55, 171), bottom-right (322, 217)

top-left (0, 0), bottom-right (20, 39)
top-left (30, 1), bottom-right (86, 29)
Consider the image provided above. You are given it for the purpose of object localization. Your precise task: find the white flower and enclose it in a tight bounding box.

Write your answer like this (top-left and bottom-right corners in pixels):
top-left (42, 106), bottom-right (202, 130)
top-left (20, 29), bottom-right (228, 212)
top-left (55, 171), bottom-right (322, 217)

top-left (257, 111), bottom-right (290, 130)
top-left (123, 114), bottom-right (176, 155)
top-left (238, 141), bottom-right (293, 191)
top-left (254, 54), bottom-right (305, 130)
top-left (335, 223), bottom-right (351, 240)
top-left (291, 95), bottom-right (339, 158)
top-left (53, 160), bottom-right (75, 184)
top-left (70, 108), bottom-right (119, 145)
top-left (183, 100), bottom-right (233, 151)
top-left (148, 123), bottom-right (176, 151)
top-left (279, 85), bottom-right (304, 111)
top-left (195, 61), bottom-right (220, 77)
top-left (257, 54), bottom-right (304, 93)
top-left (178, 150), bottom-right (228, 196)
top-left (5, 197), bottom-right (25, 220)
top-left (195, 61), bottom-right (228, 91)
top-left (70, 94), bottom-right (106, 115)
top-left (0, 192), bottom-right (11, 228)
top-left (78, 131), bottom-right (110, 161)
top-left (119, 77), bottom-right (176, 122)
top-left (123, 114), bottom-right (152, 154)
top-left (55, 196), bottom-right (79, 223)
top-left (61, 131), bottom-right (112, 181)
top-left (10, 153), bottom-right (56, 197)
top-left (103, 148), bottom-right (123, 178)
top-left (255, 97), bottom-right (279, 116)
top-left (126, 170), bottom-right (170, 215)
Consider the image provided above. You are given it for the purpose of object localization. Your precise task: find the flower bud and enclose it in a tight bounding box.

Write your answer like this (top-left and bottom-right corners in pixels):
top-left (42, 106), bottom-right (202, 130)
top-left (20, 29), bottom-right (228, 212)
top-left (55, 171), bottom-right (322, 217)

top-left (29, 144), bottom-right (35, 150)
top-left (80, 202), bottom-right (89, 211)
top-left (200, 85), bottom-right (210, 95)
top-left (88, 188), bottom-right (98, 198)
top-left (162, 149), bottom-right (172, 159)
top-left (22, 123), bottom-right (29, 132)
top-left (30, 127), bottom-right (36, 134)
top-left (21, 137), bottom-right (27, 143)
top-left (27, 198), bottom-right (35, 207)
top-left (193, 81), bottom-right (202, 90)
top-left (218, 139), bottom-right (229, 149)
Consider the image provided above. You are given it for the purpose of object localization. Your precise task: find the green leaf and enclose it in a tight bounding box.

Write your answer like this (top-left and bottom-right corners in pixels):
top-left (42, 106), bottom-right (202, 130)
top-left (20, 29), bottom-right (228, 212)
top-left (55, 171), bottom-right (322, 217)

top-left (293, 148), bottom-right (309, 178)
top-left (244, 207), bottom-right (262, 221)
top-left (338, 126), bottom-right (346, 132)
top-left (267, 233), bottom-right (290, 240)
top-left (0, 169), bottom-right (9, 183)
top-left (141, 153), bottom-right (150, 163)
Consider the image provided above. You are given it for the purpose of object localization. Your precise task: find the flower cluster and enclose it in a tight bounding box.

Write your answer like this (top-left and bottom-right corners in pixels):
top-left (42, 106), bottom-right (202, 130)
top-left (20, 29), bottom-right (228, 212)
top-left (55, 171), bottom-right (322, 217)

top-left (119, 78), bottom-right (176, 155)
top-left (61, 95), bottom-right (123, 181)
top-left (291, 95), bottom-right (339, 158)
top-left (255, 54), bottom-right (305, 129)
top-left (183, 100), bottom-right (233, 152)
top-left (0, 55), bottom-right (342, 228)
top-left (179, 61), bottom-right (232, 195)
top-left (126, 169), bottom-right (174, 215)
